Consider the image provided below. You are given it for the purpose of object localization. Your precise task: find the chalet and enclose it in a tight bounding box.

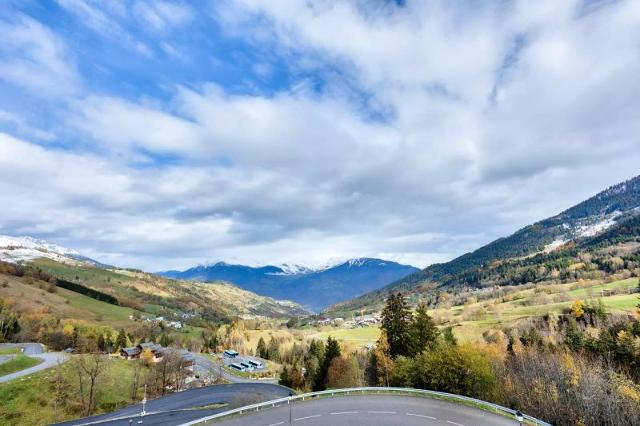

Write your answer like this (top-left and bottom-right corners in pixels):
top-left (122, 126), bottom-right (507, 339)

top-left (121, 346), bottom-right (141, 359)
top-left (178, 350), bottom-right (196, 368)
top-left (121, 343), bottom-right (195, 368)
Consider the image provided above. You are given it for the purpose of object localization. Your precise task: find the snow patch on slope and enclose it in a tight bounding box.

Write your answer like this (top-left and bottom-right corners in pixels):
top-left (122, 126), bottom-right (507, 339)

top-left (0, 234), bottom-right (78, 264)
top-left (576, 213), bottom-right (620, 237)
top-left (544, 239), bottom-right (567, 252)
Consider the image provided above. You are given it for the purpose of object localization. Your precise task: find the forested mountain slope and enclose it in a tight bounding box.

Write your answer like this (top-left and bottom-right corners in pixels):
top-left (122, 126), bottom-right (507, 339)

top-left (327, 175), bottom-right (640, 315)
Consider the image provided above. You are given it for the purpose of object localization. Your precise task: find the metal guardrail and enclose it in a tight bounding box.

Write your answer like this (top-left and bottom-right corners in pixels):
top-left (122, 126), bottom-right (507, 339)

top-left (179, 386), bottom-right (552, 426)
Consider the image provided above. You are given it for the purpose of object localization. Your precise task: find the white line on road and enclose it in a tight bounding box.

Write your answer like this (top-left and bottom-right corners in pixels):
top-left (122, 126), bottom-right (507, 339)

top-left (367, 411), bottom-right (396, 414)
top-left (330, 411), bottom-right (359, 415)
top-left (294, 415), bottom-right (322, 421)
top-left (407, 413), bottom-right (437, 420)
top-left (267, 422), bottom-right (284, 426)
top-left (447, 421), bottom-right (465, 426)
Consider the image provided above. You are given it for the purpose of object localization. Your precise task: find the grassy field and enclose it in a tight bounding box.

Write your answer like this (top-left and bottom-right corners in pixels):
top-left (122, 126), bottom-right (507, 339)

top-left (0, 356), bottom-right (146, 426)
top-left (60, 287), bottom-right (134, 324)
top-left (0, 347), bottom-right (22, 355)
top-left (308, 278), bottom-right (639, 348)
top-left (32, 258), bottom-right (134, 288)
top-left (0, 355), bottom-right (42, 376)
top-left (0, 272), bottom-right (137, 328)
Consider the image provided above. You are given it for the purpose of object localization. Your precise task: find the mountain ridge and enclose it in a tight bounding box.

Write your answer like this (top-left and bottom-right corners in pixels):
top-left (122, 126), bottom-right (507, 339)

top-left (159, 257), bottom-right (419, 311)
top-left (326, 174), bottom-right (640, 315)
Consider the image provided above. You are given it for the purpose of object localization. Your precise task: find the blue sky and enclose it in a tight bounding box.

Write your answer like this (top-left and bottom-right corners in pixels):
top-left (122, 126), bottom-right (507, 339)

top-left (1, 0), bottom-right (639, 270)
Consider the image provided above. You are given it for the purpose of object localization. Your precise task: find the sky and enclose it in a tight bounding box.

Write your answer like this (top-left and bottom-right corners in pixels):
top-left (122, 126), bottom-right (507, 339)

top-left (1, 0), bottom-right (639, 271)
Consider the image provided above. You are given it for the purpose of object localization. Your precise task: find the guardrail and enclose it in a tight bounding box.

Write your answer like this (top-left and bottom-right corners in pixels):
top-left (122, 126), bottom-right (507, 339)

top-left (179, 387), bottom-right (552, 426)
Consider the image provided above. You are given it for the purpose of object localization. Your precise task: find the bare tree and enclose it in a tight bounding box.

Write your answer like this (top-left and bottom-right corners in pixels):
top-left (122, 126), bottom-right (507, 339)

top-left (53, 359), bottom-right (69, 422)
top-left (130, 359), bottom-right (142, 402)
top-left (74, 355), bottom-right (106, 416)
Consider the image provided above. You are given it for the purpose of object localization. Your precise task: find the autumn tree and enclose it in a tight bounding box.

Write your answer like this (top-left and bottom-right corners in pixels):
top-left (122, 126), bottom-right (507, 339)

top-left (326, 356), bottom-right (362, 388)
top-left (366, 330), bottom-right (393, 386)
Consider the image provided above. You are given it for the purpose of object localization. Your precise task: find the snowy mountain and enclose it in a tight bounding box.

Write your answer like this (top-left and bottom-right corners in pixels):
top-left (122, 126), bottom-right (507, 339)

top-left (0, 235), bottom-right (79, 264)
top-left (158, 257), bottom-right (419, 311)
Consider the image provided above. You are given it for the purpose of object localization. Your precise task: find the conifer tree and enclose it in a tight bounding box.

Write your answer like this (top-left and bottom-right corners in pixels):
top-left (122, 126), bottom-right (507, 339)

top-left (410, 302), bottom-right (439, 353)
top-left (314, 336), bottom-right (341, 391)
top-left (381, 292), bottom-right (412, 358)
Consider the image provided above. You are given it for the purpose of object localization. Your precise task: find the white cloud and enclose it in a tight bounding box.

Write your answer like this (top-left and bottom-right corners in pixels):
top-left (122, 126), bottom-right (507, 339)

top-left (0, 15), bottom-right (80, 96)
top-left (1, 0), bottom-right (639, 272)
top-left (133, 0), bottom-right (194, 30)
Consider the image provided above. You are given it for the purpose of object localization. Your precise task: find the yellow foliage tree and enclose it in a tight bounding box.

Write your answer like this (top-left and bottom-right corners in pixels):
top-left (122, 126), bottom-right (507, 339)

top-left (63, 323), bottom-right (75, 337)
top-left (571, 300), bottom-right (585, 319)
top-left (141, 348), bottom-right (154, 366)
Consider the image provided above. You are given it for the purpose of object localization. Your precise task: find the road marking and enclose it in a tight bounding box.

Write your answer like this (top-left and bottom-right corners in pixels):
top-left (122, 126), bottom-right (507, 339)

top-left (447, 421), bottom-right (465, 426)
top-left (294, 415), bottom-right (321, 421)
top-left (407, 413), bottom-right (437, 419)
top-left (330, 411), bottom-right (359, 415)
top-left (367, 410), bottom-right (396, 414)
top-left (267, 423), bottom-right (284, 426)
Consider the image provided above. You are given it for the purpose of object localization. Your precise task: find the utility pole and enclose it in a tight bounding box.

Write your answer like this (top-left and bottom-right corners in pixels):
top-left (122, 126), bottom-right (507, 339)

top-left (288, 392), bottom-right (293, 425)
top-left (138, 385), bottom-right (147, 424)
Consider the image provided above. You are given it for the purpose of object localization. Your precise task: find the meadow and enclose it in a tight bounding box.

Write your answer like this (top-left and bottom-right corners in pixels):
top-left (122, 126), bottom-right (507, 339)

top-left (308, 277), bottom-right (639, 349)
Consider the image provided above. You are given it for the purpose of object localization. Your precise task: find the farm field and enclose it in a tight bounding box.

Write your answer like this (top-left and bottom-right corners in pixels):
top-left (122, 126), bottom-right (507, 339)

top-left (313, 278), bottom-right (639, 348)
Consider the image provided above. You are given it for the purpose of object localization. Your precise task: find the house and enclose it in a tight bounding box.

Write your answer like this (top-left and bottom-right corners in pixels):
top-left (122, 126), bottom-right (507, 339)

top-left (137, 342), bottom-right (165, 360)
top-left (166, 321), bottom-right (183, 329)
top-left (121, 346), bottom-right (141, 359)
top-left (179, 351), bottom-right (195, 368)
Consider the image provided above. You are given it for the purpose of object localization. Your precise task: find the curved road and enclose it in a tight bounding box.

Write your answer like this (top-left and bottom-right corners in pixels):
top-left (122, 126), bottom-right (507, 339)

top-left (0, 343), bottom-right (67, 383)
top-left (58, 383), bottom-right (292, 426)
top-left (214, 395), bottom-right (519, 426)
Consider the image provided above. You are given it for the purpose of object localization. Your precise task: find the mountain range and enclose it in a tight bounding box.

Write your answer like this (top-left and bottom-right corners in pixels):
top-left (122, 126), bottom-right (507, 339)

top-left (159, 258), bottom-right (419, 311)
top-left (0, 235), bottom-right (308, 319)
top-left (327, 174), bottom-right (640, 315)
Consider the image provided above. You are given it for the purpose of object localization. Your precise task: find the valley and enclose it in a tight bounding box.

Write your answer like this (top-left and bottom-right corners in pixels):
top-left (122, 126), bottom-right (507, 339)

top-left (1, 174), bottom-right (640, 426)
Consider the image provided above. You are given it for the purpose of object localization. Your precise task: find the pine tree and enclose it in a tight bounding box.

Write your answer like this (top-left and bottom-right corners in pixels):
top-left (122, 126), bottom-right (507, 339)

top-left (115, 328), bottom-right (127, 349)
top-left (314, 336), bottom-right (341, 391)
top-left (97, 334), bottom-right (106, 353)
top-left (279, 365), bottom-right (291, 387)
top-left (381, 292), bottom-right (412, 358)
top-left (410, 302), bottom-right (440, 353)
top-left (256, 337), bottom-right (267, 359)
top-left (267, 337), bottom-right (280, 361)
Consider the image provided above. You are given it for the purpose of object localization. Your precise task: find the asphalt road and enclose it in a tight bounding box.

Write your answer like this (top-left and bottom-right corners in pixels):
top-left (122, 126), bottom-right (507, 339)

top-left (58, 383), bottom-right (293, 426)
top-left (192, 353), bottom-right (277, 385)
top-left (0, 342), bottom-right (67, 383)
top-left (215, 395), bottom-right (518, 426)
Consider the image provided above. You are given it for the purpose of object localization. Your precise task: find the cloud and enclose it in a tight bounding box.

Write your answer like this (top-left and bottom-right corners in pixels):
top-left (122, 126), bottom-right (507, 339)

top-left (133, 0), bottom-right (194, 31)
top-left (0, 15), bottom-right (81, 96)
top-left (0, 0), bottom-right (639, 272)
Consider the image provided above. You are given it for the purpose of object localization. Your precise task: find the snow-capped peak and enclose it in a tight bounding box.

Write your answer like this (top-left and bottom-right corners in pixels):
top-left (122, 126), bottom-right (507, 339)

top-left (277, 263), bottom-right (315, 275)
